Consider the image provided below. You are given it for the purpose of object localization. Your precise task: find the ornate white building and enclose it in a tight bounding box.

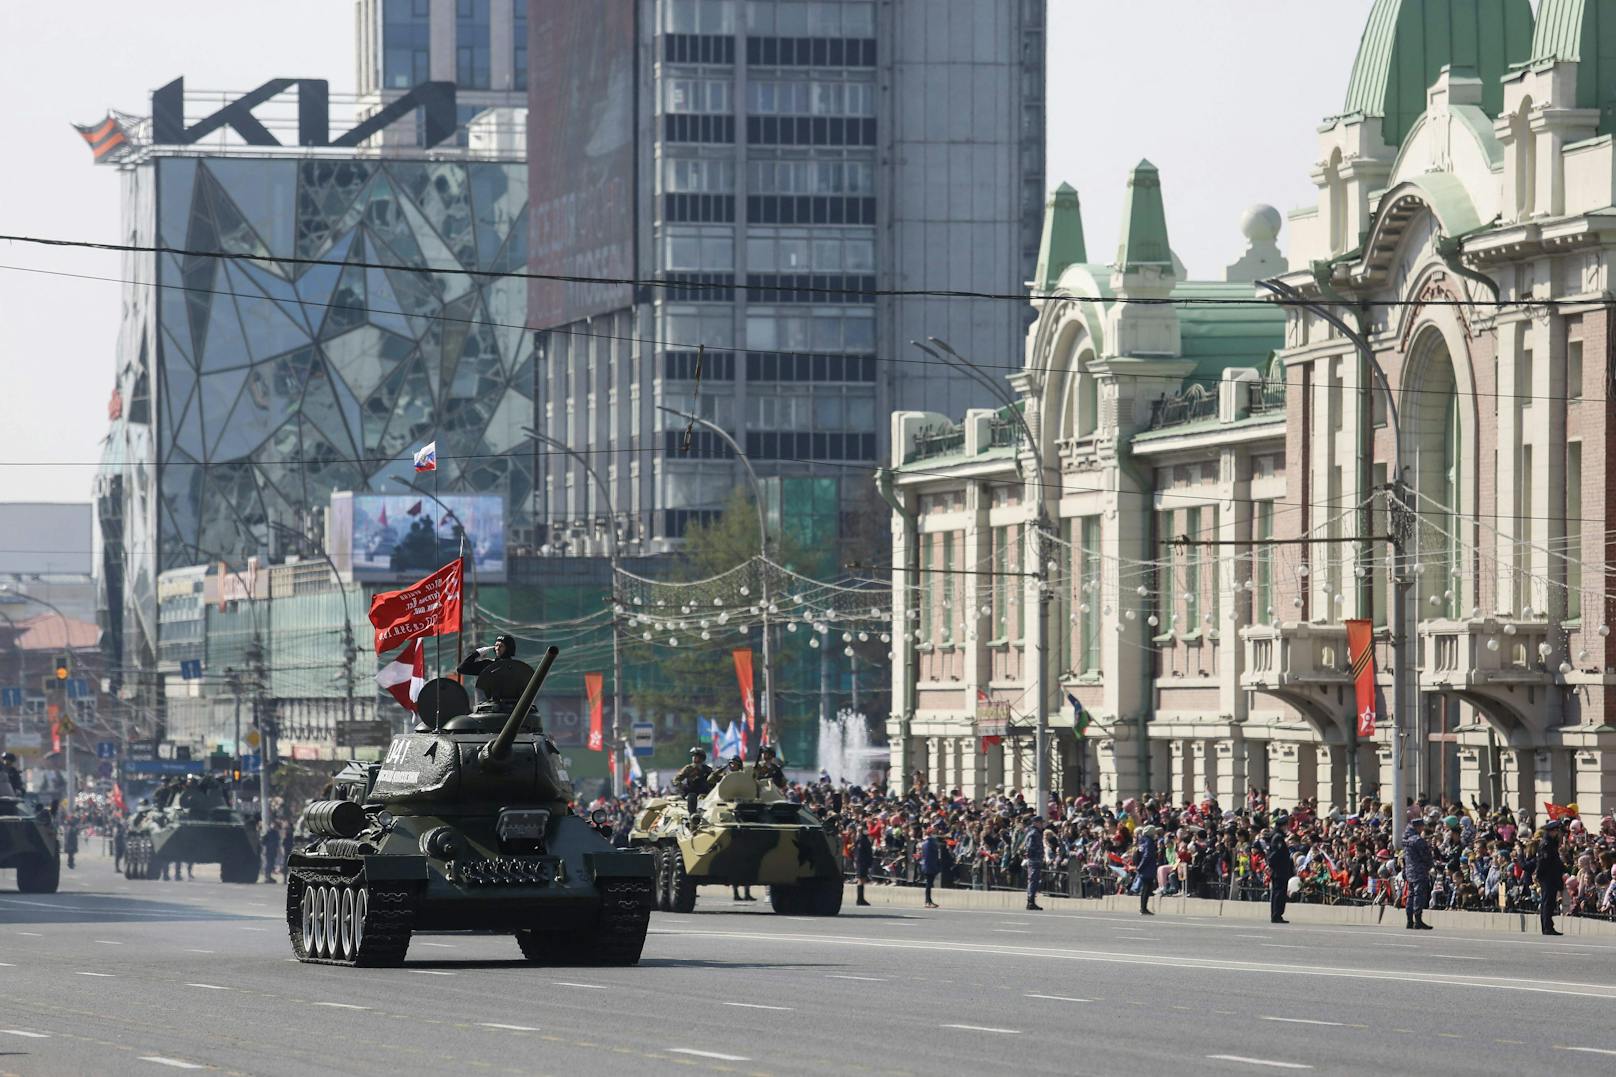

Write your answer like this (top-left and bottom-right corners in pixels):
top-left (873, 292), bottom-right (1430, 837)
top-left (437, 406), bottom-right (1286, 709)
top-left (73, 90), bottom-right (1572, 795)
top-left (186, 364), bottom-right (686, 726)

top-left (884, 0), bottom-right (1616, 815)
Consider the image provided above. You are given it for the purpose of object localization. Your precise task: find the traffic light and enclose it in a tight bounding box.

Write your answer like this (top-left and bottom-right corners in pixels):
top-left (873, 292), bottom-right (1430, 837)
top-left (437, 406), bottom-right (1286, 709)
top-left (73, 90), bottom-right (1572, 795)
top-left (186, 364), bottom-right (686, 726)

top-left (53, 655), bottom-right (70, 681)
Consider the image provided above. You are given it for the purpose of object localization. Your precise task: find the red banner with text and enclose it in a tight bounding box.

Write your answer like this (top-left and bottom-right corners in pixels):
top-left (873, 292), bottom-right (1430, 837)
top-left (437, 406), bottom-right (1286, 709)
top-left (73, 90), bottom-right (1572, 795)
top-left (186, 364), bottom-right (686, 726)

top-left (732, 648), bottom-right (756, 733)
top-left (368, 559), bottom-right (463, 653)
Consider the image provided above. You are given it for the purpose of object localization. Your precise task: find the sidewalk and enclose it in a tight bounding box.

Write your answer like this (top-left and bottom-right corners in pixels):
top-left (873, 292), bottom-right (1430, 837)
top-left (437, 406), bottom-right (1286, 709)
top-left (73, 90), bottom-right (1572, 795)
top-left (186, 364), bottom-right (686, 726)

top-left (843, 882), bottom-right (1616, 936)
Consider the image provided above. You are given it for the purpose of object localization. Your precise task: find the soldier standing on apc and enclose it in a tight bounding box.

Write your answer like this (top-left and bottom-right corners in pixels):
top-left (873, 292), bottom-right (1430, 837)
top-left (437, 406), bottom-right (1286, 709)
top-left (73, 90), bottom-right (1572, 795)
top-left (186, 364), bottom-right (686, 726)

top-left (751, 745), bottom-right (786, 792)
top-left (675, 748), bottom-right (715, 818)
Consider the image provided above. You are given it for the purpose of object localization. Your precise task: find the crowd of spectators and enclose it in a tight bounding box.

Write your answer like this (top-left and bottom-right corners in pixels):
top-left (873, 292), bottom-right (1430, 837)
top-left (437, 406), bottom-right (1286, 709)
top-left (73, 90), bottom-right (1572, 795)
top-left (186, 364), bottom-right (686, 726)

top-left (588, 776), bottom-right (1616, 920)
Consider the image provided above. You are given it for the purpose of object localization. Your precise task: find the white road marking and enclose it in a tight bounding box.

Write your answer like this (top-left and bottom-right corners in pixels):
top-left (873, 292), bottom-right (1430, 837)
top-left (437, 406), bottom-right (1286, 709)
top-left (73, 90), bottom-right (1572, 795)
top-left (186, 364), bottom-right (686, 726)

top-left (185, 983), bottom-right (229, 990)
top-left (1026, 994), bottom-right (1091, 1002)
top-left (722, 1002), bottom-right (793, 1011)
top-left (994, 929), bottom-right (1031, 934)
top-left (1, 1030), bottom-right (50, 1038)
top-left (941, 1024), bottom-right (1020, 1034)
top-left (409, 970), bottom-right (454, 976)
top-left (139, 1058), bottom-right (206, 1070)
top-left (826, 974), bottom-right (885, 981)
top-left (184, 949), bottom-right (216, 954)
top-left (1206, 1055), bottom-right (1311, 1070)
top-left (1259, 1017), bottom-right (1343, 1027)
top-left (1260, 944), bottom-right (1305, 949)
top-left (553, 982), bottom-right (608, 990)
top-left (418, 942), bottom-right (455, 948)
top-left (76, 971), bottom-right (114, 977)
top-left (669, 928), bottom-right (1616, 1001)
top-left (998, 921), bottom-right (1030, 926)
top-left (1372, 943), bottom-right (1416, 948)
top-left (313, 1003), bottom-right (370, 1010)
top-left (1559, 1046), bottom-right (1616, 1057)
top-left (480, 1023), bottom-right (541, 1031)
top-left (239, 927), bottom-right (268, 932)
top-left (1236, 934), bottom-right (1270, 939)
top-left (15, 931), bottom-right (43, 937)
top-left (95, 940), bottom-right (123, 945)
top-left (0, 963), bottom-right (14, 967)
top-left (669, 1049), bottom-right (750, 1062)
top-left (1429, 955), bottom-right (1485, 961)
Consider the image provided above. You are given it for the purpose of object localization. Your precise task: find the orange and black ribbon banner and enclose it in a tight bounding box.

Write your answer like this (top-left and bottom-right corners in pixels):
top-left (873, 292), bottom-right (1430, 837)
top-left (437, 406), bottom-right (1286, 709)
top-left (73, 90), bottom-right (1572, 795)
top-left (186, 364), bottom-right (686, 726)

top-left (1345, 619), bottom-right (1376, 737)
top-left (73, 114), bottom-right (129, 161)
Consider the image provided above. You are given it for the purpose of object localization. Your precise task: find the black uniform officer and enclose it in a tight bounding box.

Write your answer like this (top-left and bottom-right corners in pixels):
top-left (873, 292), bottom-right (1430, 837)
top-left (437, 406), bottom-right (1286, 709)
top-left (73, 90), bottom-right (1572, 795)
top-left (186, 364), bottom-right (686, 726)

top-left (1265, 812), bottom-right (1295, 924)
top-left (0, 752), bottom-right (23, 796)
top-left (457, 634), bottom-right (516, 678)
top-left (1537, 824), bottom-right (1567, 936)
top-left (674, 748), bottom-right (715, 817)
top-left (750, 745), bottom-right (786, 791)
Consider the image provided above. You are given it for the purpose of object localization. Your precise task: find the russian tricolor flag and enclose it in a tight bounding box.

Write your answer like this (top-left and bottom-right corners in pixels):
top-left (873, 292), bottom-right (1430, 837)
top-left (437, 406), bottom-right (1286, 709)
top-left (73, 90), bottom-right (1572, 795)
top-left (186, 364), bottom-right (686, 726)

top-left (413, 441), bottom-right (437, 472)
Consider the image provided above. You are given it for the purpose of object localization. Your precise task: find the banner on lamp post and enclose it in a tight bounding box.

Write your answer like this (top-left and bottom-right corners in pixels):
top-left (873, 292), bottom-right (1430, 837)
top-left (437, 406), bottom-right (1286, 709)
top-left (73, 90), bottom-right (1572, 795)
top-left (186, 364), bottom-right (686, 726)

top-left (1345, 618), bottom-right (1377, 737)
top-left (585, 672), bottom-right (604, 752)
top-left (732, 648), bottom-right (756, 734)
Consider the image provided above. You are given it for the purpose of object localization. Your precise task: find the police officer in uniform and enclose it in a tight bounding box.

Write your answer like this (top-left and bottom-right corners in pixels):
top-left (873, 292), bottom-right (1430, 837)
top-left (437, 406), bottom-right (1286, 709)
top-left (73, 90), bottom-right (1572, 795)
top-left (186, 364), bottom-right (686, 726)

top-left (751, 745), bottom-right (786, 792)
top-left (457, 634), bottom-right (516, 678)
top-left (1537, 822), bottom-right (1567, 936)
top-left (674, 748), bottom-right (715, 818)
top-left (1, 752), bottom-right (24, 796)
top-left (1265, 812), bottom-right (1295, 924)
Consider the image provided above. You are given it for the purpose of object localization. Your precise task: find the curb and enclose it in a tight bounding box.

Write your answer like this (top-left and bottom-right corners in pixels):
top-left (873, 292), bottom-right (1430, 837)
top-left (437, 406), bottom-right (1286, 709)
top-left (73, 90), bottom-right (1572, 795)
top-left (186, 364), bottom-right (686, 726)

top-left (841, 883), bottom-right (1616, 936)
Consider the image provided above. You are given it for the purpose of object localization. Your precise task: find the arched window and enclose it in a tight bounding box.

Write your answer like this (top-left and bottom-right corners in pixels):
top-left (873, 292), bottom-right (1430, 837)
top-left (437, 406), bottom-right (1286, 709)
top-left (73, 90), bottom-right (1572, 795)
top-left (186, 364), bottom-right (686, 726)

top-left (1408, 330), bottom-right (1462, 618)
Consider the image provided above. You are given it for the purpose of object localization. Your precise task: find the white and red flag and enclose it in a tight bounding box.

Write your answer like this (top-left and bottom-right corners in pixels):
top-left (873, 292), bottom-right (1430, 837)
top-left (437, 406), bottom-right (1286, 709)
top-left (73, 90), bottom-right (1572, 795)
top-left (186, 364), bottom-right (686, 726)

top-left (376, 638), bottom-right (426, 713)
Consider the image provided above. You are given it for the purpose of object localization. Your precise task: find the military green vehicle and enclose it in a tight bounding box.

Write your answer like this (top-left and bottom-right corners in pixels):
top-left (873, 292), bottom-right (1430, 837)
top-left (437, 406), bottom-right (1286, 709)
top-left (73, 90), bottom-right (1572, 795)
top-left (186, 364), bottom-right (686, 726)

top-left (629, 770), bottom-right (843, 915)
top-left (285, 649), bottom-right (654, 968)
top-left (0, 768), bottom-right (59, 893)
top-left (123, 773), bottom-right (260, 882)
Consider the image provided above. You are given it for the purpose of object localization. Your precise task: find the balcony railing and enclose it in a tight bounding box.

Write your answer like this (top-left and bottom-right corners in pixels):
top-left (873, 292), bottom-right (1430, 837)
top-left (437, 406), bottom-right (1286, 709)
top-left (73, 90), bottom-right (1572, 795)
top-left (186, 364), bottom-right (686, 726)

top-left (906, 422), bottom-right (965, 463)
top-left (1148, 385), bottom-right (1216, 430)
top-left (988, 414), bottom-right (1022, 449)
top-left (1247, 377), bottom-right (1287, 415)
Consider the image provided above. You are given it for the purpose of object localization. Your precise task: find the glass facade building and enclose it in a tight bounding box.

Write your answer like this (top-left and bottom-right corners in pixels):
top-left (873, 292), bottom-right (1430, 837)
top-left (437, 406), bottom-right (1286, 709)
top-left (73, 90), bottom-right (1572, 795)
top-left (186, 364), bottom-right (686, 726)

top-left (99, 147), bottom-right (530, 671)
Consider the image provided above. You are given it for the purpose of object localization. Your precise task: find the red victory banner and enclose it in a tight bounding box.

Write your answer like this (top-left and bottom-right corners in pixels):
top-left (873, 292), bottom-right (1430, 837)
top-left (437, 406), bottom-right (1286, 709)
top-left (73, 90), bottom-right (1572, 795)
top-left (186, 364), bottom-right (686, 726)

top-left (732, 648), bottom-right (756, 732)
top-left (368, 559), bottom-right (464, 653)
top-left (1345, 619), bottom-right (1376, 736)
top-left (585, 672), bottom-right (605, 752)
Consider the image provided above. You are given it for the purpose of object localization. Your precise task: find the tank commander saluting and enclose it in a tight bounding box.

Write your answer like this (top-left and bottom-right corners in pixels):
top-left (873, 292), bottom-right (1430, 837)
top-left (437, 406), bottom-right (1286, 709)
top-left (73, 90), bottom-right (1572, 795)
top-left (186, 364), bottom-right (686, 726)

top-left (458, 634), bottom-right (517, 679)
top-left (751, 745), bottom-right (787, 792)
top-left (675, 747), bottom-right (716, 818)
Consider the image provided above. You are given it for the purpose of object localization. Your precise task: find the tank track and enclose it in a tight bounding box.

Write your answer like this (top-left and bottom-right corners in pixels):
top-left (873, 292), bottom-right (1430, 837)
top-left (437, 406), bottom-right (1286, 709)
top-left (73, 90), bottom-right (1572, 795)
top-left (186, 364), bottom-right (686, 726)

top-left (594, 876), bottom-right (653, 965)
top-left (286, 862), bottom-right (417, 967)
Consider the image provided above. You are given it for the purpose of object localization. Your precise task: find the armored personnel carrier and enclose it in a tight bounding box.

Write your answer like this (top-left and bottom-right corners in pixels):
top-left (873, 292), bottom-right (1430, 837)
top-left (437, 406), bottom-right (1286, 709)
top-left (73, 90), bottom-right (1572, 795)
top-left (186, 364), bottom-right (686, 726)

top-left (0, 768), bottom-right (59, 893)
top-left (629, 770), bottom-right (843, 915)
top-left (285, 649), bottom-right (654, 968)
top-left (124, 774), bottom-right (260, 882)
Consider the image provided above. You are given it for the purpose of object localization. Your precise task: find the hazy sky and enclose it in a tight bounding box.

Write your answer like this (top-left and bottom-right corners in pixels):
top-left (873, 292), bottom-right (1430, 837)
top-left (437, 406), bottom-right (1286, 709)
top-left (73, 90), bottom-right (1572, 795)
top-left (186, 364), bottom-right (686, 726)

top-left (0, 1), bottom-right (1390, 507)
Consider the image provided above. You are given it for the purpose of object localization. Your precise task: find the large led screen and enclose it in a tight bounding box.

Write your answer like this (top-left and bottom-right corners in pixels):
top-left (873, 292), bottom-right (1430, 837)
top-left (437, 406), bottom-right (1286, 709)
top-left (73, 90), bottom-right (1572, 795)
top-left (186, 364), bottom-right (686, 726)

top-left (329, 492), bottom-right (506, 583)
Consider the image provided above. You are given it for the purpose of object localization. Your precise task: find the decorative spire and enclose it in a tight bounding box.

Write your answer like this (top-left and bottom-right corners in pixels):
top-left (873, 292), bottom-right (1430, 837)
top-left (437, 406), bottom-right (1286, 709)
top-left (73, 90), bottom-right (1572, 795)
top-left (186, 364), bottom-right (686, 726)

top-left (1033, 182), bottom-right (1086, 291)
top-left (1115, 160), bottom-right (1173, 272)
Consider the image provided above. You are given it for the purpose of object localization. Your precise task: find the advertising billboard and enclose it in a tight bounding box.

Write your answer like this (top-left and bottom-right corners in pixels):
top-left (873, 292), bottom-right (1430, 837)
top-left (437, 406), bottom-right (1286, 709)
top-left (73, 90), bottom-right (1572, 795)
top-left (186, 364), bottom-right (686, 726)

top-left (528, 0), bottom-right (638, 327)
top-left (0, 503), bottom-right (93, 576)
top-left (329, 492), bottom-right (507, 584)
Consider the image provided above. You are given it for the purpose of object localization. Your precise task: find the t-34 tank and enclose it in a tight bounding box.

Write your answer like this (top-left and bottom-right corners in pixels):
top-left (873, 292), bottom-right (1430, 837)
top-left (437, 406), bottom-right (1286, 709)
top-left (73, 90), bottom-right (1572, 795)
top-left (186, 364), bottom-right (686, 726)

top-left (0, 767), bottom-right (59, 893)
top-left (123, 774), bottom-right (260, 883)
top-left (628, 770), bottom-right (843, 915)
top-left (285, 648), bottom-right (654, 967)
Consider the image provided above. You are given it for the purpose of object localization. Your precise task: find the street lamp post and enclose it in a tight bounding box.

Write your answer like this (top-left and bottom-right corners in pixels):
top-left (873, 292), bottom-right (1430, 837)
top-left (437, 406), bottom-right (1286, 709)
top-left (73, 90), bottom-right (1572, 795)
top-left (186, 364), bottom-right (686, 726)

top-left (911, 339), bottom-right (1053, 818)
top-left (655, 406), bottom-right (777, 754)
top-left (523, 426), bottom-right (627, 795)
top-left (1256, 278), bottom-right (1409, 846)
top-left (268, 522), bottom-right (357, 730)
top-left (0, 586), bottom-right (81, 804)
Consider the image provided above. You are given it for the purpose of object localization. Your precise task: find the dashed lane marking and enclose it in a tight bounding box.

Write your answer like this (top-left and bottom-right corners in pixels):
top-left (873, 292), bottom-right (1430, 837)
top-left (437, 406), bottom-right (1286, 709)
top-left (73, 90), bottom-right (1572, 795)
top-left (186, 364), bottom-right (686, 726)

top-left (94, 940), bottom-right (123, 945)
top-left (15, 932), bottom-right (42, 937)
top-left (409, 970), bottom-right (454, 976)
top-left (138, 1059), bottom-right (206, 1070)
top-left (1206, 1055), bottom-right (1311, 1070)
top-left (75, 972), bottom-right (114, 977)
top-left (419, 942), bottom-right (455, 948)
top-left (1259, 944), bottom-right (1305, 950)
top-left (312, 1003), bottom-right (369, 1010)
top-left (941, 1024), bottom-right (1020, 1034)
top-left (0, 1031), bottom-right (50, 1038)
top-left (1429, 955), bottom-right (1485, 961)
top-left (994, 929), bottom-right (1031, 934)
top-left (668, 1049), bottom-right (750, 1062)
top-left (722, 1002), bottom-right (793, 1011)
top-left (1558, 1047), bottom-right (1616, 1057)
top-left (553, 982), bottom-right (608, 990)
top-left (1259, 1017), bottom-right (1343, 1027)
top-left (184, 984), bottom-right (229, 991)
top-left (1025, 994), bottom-right (1091, 1003)
top-left (480, 1023), bottom-right (541, 1032)
top-left (826, 974), bottom-right (885, 981)
top-left (183, 950), bottom-right (215, 955)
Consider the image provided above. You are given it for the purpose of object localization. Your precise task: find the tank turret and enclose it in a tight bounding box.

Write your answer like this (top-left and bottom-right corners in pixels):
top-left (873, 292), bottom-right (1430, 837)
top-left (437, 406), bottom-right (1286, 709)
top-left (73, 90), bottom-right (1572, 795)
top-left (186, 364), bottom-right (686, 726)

top-left (286, 644), bottom-right (654, 968)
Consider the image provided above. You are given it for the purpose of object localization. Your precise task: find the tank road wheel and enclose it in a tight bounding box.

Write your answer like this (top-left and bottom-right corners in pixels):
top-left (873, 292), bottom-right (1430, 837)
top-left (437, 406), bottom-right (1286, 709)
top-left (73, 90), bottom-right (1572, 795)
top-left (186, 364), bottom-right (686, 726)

top-left (668, 850), bottom-right (696, 914)
top-left (16, 855), bottom-right (60, 894)
top-left (808, 877), bottom-right (843, 916)
top-left (288, 868), bottom-right (413, 968)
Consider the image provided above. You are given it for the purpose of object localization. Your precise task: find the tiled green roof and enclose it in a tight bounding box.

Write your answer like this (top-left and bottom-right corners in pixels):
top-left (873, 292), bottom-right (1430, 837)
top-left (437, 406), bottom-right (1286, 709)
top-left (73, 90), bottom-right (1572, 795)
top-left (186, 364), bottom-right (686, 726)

top-left (1173, 283), bottom-right (1286, 382)
top-left (1341, 0), bottom-right (1535, 148)
top-left (1532, 0), bottom-right (1616, 135)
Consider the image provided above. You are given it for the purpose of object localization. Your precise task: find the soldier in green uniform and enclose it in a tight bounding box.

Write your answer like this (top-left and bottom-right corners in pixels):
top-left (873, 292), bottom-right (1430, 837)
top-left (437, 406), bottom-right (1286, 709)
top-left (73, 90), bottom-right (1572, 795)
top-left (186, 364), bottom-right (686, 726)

top-left (674, 748), bottom-right (716, 818)
top-left (750, 745), bottom-right (787, 792)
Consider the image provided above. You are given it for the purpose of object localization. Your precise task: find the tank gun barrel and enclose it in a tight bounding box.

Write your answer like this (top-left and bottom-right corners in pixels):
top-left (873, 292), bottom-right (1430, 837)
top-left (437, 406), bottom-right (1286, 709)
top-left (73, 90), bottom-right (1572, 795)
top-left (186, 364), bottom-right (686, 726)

top-left (483, 645), bottom-right (559, 764)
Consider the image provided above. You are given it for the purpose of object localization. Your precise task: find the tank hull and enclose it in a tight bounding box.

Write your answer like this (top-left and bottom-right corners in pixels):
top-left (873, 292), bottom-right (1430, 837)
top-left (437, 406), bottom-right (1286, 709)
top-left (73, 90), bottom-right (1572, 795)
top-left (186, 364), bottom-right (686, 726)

top-left (0, 810), bottom-right (60, 893)
top-left (125, 817), bottom-right (260, 882)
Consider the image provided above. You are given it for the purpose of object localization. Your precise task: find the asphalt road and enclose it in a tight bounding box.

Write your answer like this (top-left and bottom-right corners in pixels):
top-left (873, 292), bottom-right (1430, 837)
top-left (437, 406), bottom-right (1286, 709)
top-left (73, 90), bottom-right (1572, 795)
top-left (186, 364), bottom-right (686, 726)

top-left (3, 849), bottom-right (1616, 1076)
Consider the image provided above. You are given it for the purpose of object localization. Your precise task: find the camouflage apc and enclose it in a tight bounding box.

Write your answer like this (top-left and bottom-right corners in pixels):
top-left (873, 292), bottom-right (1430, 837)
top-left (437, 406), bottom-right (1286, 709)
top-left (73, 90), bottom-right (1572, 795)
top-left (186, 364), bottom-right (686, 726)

top-left (0, 768), bottom-right (58, 893)
top-left (285, 650), bottom-right (654, 968)
top-left (123, 775), bottom-right (260, 883)
top-left (629, 770), bottom-right (843, 915)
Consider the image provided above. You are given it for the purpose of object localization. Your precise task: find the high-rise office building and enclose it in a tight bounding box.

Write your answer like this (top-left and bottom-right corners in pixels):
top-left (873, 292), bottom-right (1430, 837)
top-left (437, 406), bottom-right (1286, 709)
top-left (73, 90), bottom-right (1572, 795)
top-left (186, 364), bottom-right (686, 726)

top-left (527, 0), bottom-right (1045, 551)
